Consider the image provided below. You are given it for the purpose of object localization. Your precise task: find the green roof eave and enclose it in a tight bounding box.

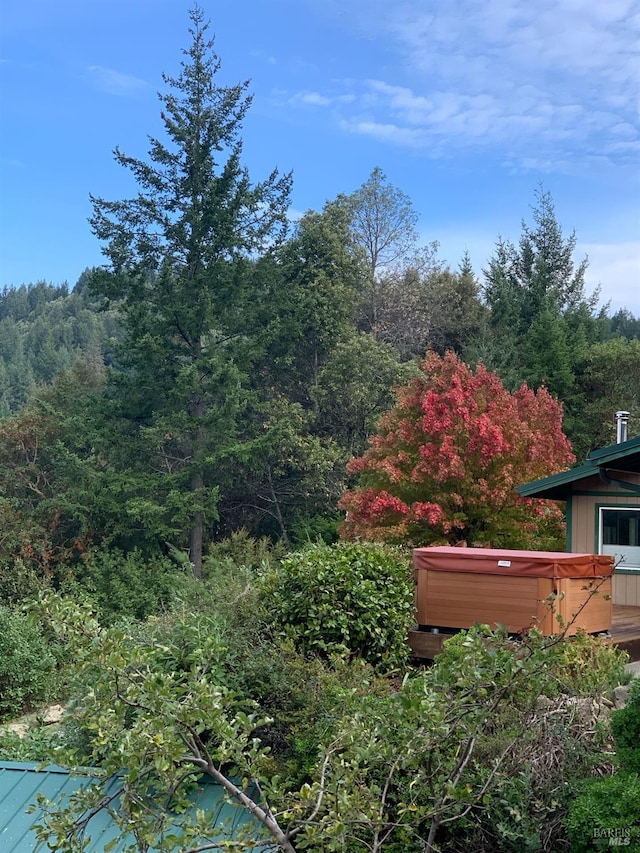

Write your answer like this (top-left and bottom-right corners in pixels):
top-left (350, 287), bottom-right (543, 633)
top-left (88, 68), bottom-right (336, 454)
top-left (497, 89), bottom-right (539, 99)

top-left (517, 462), bottom-right (598, 500)
top-left (518, 435), bottom-right (640, 500)
top-left (587, 434), bottom-right (640, 467)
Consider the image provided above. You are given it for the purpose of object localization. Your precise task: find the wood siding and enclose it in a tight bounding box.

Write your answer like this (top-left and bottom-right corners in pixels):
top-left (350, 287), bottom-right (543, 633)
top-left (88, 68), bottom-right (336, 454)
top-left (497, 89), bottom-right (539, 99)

top-left (568, 472), bottom-right (640, 607)
top-left (614, 573), bottom-right (640, 606)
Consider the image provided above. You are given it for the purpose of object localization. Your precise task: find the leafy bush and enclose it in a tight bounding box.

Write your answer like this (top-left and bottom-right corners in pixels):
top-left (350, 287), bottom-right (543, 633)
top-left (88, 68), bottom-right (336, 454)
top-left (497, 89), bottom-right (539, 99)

top-left (177, 551), bottom-right (392, 784)
top-left (0, 605), bottom-right (58, 720)
top-left (205, 529), bottom-right (284, 573)
top-left (289, 513), bottom-right (341, 545)
top-left (68, 547), bottom-right (187, 624)
top-left (555, 629), bottom-right (630, 697)
top-left (433, 624), bottom-right (629, 702)
top-left (549, 643), bottom-right (640, 853)
top-left (566, 773), bottom-right (640, 852)
top-left (0, 726), bottom-right (70, 763)
top-left (611, 677), bottom-right (640, 774)
top-left (415, 626), bottom-right (622, 852)
top-left (259, 541), bottom-right (414, 671)
top-left (0, 557), bottom-right (49, 606)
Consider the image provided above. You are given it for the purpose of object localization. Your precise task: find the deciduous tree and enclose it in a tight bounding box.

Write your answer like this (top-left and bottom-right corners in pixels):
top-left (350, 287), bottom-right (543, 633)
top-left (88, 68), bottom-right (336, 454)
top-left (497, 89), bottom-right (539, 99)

top-left (340, 350), bottom-right (574, 548)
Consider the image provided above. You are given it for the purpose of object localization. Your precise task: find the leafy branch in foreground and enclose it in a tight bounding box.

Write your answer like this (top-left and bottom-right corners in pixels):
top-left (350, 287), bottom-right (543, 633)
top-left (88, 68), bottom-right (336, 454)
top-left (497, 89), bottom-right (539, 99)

top-left (30, 574), bottom-right (627, 853)
top-left (32, 593), bottom-right (294, 852)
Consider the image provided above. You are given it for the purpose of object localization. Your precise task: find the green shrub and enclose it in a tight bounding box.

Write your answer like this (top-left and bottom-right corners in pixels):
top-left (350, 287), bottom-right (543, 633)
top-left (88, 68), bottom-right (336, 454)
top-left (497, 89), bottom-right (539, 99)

top-left (68, 547), bottom-right (186, 624)
top-left (566, 676), bottom-right (640, 851)
top-left (0, 557), bottom-right (50, 606)
top-left (611, 678), bottom-right (640, 774)
top-left (259, 541), bottom-right (414, 672)
top-left (433, 625), bottom-right (629, 702)
top-left (555, 630), bottom-right (630, 697)
top-left (289, 513), bottom-right (341, 545)
top-left (428, 626), bottom-right (622, 852)
top-left (566, 772), bottom-right (640, 852)
top-left (0, 605), bottom-right (58, 720)
top-left (0, 725), bottom-right (70, 763)
top-left (205, 529), bottom-right (284, 573)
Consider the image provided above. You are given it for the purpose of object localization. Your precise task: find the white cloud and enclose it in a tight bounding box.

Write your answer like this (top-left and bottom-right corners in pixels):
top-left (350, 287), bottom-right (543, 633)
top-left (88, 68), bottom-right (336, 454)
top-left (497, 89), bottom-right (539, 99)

top-left (87, 65), bottom-right (148, 96)
top-left (292, 91), bottom-right (332, 106)
top-left (582, 241), bottom-right (640, 315)
top-left (286, 0), bottom-right (640, 172)
top-left (339, 118), bottom-right (426, 148)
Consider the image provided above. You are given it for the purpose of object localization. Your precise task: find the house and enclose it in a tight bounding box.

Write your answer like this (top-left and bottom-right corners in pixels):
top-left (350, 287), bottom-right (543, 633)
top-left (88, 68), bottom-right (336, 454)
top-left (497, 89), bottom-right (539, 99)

top-left (0, 761), bottom-right (271, 852)
top-left (517, 413), bottom-right (640, 607)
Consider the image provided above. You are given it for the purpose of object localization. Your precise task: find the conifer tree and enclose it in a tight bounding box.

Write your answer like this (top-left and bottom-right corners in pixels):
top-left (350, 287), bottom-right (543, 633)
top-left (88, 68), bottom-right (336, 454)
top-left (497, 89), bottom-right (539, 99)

top-left (480, 188), bottom-right (604, 398)
top-left (88, 6), bottom-right (291, 575)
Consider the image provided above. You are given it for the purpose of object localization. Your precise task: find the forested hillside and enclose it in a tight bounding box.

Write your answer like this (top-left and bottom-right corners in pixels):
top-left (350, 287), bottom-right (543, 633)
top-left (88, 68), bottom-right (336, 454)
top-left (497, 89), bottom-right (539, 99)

top-left (0, 273), bottom-right (122, 415)
top-left (2, 186), bottom-right (639, 566)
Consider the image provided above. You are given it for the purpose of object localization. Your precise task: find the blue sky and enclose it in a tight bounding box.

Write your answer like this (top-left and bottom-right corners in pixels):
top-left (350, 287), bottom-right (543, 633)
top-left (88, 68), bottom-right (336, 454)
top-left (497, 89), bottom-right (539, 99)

top-left (1, 0), bottom-right (639, 314)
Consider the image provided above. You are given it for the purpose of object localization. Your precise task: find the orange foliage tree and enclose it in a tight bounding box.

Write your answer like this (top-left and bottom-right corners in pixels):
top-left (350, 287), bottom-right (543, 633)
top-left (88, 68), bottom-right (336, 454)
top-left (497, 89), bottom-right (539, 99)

top-left (339, 351), bottom-right (575, 549)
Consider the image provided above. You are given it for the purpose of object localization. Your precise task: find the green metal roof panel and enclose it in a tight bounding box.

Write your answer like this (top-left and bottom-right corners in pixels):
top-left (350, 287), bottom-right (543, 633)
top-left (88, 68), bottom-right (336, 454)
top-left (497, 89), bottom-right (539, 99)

top-left (0, 762), bottom-right (272, 852)
top-left (518, 436), bottom-right (640, 499)
top-left (588, 434), bottom-right (640, 471)
top-left (516, 462), bottom-right (597, 499)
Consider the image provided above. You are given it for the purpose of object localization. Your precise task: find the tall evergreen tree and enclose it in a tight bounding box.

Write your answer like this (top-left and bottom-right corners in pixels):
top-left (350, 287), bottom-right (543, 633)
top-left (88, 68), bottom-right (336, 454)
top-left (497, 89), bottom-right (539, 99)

top-left (481, 187), bottom-right (602, 397)
top-left (88, 6), bottom-right (291, 575)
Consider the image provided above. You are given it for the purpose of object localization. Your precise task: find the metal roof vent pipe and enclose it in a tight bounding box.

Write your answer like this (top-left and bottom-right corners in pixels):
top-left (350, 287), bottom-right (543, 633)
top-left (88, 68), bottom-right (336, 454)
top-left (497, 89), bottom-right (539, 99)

top-left (615, 410), bottom-right (630, 444)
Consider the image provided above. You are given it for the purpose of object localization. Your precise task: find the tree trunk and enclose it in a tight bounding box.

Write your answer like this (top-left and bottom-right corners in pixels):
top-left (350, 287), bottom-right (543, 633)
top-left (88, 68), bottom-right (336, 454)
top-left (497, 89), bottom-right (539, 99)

top-left (188, 377), bottom-right (206, 578)
top-left (189, 505), bottom-right (203, 579)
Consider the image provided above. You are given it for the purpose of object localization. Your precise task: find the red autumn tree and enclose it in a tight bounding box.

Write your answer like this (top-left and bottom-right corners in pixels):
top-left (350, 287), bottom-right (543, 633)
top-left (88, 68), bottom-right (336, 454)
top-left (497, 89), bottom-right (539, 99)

top-left (339, 351), bottom-right (575, 549)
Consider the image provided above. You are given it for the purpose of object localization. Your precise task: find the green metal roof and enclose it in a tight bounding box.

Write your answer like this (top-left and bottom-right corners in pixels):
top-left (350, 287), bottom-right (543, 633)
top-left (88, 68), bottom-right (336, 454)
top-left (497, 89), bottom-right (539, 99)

top-left (588, 434), bottom-right (640, 471)
top-left (517, 435), bottom-right (640, 500)
top-left (0, 761), bottom-right (271, 852)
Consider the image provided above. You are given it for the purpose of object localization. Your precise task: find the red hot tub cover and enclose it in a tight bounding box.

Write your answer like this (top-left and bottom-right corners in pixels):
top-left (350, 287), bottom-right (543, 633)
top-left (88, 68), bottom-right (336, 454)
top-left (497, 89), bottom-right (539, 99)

top-left (413, 547), bottom-right (614, 579)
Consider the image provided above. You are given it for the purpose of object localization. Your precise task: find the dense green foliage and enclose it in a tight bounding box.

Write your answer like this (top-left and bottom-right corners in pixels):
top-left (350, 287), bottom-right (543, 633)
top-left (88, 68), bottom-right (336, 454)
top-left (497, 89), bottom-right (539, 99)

top-left (8, 581), bottom-right (629, 853)
top-left (260, 542), bottom-right (414, 671)
top-left (610, 678), bottom-right (640, 775)
top-left (86, 8), bottom-right (292, 577)
top-left (0, 605), bottom-right (58, 720)
top-left (0, 276), bottom-right (121, 416)
top-left (567, 678), bottom-right (640, 851)
top-left (566, 774), bottom-right (640, 852)
top-left (0, 174), bottom-right (638, 570)
top-left (1, 183), bottom-right (637, 573)
top-left (65, 547), bottom-right (188, 625)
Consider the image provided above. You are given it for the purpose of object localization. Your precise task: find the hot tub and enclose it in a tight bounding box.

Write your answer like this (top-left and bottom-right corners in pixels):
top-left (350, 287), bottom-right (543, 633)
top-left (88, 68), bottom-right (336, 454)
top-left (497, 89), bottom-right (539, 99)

top-left (413, 547), bottom-right (613, 636)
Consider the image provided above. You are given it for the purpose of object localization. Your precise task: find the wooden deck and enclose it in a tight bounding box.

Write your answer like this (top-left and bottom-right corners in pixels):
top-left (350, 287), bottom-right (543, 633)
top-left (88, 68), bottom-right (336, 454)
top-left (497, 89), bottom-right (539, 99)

top-left (611, 605), bottom-right (640, 662)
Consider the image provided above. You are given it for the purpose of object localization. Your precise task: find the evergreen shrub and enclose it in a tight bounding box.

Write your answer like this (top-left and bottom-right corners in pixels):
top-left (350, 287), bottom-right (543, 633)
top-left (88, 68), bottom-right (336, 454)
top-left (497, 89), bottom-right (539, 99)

top-left (259, 541), bottom-right (414, 672)
top-left (70, 547), bottom-right (186, 624)
top-left (567, 679), bottom-right (640, 851)
top-left (611, 677), bottom-right (640, 774)
top-left (0, 605), bottom-right (57, 720)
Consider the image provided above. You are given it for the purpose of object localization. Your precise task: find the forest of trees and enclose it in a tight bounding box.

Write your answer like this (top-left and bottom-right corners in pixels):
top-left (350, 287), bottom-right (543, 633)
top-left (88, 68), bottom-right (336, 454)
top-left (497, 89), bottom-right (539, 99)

top-left (1, 8), bottom-right (639, 852)
top-left (1, 168), bottom-right (638, 570)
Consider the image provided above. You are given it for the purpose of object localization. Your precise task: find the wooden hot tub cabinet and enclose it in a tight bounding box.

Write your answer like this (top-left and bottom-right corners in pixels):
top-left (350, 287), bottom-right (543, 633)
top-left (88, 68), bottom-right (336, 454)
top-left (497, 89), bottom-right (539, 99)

top-left (413, 547), bottom-right (614, 636)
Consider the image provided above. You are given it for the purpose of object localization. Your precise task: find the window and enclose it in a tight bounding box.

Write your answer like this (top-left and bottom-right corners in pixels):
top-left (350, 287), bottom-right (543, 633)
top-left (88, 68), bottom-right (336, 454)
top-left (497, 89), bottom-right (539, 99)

top-left (600, 508), bottom-right (640, 569)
